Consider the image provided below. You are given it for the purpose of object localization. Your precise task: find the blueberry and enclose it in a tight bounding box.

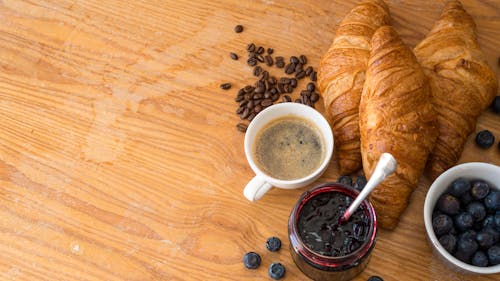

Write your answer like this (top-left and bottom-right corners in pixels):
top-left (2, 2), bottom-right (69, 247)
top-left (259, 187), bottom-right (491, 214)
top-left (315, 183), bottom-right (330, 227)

top-left (484, 226), bottom-right (500, 244)
top-left (268, 262), bottom-right (285, 280)
top-left (483, 215), bottom-right (495, 229)
top-left (337, 175), bottom-right (352, 187)
top-left (354, 175), bottom-right (367, 191)
top-left (449, 178), bottom-right (471, 197)
top-left (437, 193), bottom-right (460, 215)
top-left (470, 180), bottom-right (490, 200)
top-left (495, 211), bottom-right (500, 231)
top-left (466, 201), bottom-right (486, 222)
top-left (471, 251), bottom-right (489, 267)
top-left (243, 252), bottom-right (261, 269)
top-left (460, 229), bottom-right (477, 241)
top-left (460, 191), bottom-right (473, 206)
top-left (476, 230), bottom-right (496, 249)
top-left (475, 130), bottom-right (495, 149)
top-left (433, 214), bottom-right (454, 236)
top-left (492, 96), bottom-right (500, 113)
top-left (266, 237), bottom-right (281, 252)
top-left (485, 191), bottom-right (500, 212)
top-left (487, 245), bottom-right (500, 265)
top-left (457, 234), bottom-right (478, 255)
top-left (432, 209), bottom-right (443, 220)
top-left (454, 212), bottom-right (474, 231)
top-left (438, 234), bottom-right (457, 254)
top-left (367, 276), bottom-right (384, 281)
top-left (454, 250), bottom-right (472, 263)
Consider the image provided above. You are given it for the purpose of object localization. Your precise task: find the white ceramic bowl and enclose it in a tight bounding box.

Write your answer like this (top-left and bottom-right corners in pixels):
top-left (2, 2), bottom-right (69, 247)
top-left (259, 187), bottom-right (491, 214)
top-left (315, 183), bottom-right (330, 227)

top-left (424, 162), bottom-right (500, 274)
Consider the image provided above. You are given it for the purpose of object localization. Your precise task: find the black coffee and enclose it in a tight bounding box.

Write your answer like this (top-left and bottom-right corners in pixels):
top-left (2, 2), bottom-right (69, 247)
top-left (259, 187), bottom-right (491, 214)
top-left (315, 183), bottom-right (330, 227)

top-left (253, 116), bottom-right (324, 180)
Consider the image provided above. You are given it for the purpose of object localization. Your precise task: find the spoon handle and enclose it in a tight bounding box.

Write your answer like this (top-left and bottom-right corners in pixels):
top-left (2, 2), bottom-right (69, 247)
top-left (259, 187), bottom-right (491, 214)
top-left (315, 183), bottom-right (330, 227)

top-left (341, 153), bottom-right (397, 222)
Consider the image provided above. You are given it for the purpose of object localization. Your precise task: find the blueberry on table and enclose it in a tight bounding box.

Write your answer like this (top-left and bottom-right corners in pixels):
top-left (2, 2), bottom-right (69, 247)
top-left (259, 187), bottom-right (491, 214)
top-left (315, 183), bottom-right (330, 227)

top-left (487, 245), bottom-right (500, 265)
top-left (243, 252), bottom-right (261, 269)
top-left (476, 230), bottom-right (496, 250)
top-left (449, 178), bottom-right (471, 197)
top-left (456, 234), bottom-right (478, 256)
top-left (485, 191), bottom-right (500, 212)
top-left (433, 214), bottom-right (454, 236)
top-left (455, 212), bottom-right (474, 231)
top-left (466, 201), bottom-right (486, 222)
top-left (367, 276), bottom-right (384, 281)
top-left (337, 175), bottom-right (352, 187)
top-left (471, 251), bottom-right (489, 267)
top-left (438, 234), bottom-right (457, 254)
top-left (268, 262), bottom-right (285, 280)
top-left (470, 180), bottom-right (490, 200)
top-left (354, 175), bottom-right (367, 191)
top-left (437, 193), bottom-right (460, 215)
top-left (266, 237), bottom-right (282, 252)
top-left (492, 96), bottom-right (500, 113)
top-left (475, 130), bottom-right (495, 149)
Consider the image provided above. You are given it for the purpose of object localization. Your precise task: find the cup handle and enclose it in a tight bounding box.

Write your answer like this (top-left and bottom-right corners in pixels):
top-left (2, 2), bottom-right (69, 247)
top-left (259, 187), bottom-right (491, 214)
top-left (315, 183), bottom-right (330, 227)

top-left (243, 176), bottom-right (273, 202)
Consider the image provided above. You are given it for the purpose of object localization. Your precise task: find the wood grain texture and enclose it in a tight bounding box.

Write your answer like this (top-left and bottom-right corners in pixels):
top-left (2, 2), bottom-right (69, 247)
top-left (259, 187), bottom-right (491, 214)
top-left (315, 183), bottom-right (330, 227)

top-left (0, 0), bottom-right (498, 280)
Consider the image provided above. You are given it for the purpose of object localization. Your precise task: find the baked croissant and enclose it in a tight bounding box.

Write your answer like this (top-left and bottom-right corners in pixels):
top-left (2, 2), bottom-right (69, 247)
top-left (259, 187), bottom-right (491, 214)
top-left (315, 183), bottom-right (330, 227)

top-left (360, 26), bottom-right (438, 229)
top-left (414, 0), bottom-right (498, 180)
top-left (317, 0), bottom-right (390, 175)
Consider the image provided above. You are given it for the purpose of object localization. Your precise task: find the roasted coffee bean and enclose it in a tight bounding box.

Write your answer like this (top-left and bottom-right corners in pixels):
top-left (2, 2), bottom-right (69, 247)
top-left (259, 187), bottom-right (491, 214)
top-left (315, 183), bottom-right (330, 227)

top-left (220, 83), bottom-right (231, 90)
top-left (307, 82), bottom-right (315, 92)
top-left (236, 122), bottom-right (247, 132)
top-left (299, 55), bottom-right (307, 65)
top-left (257, 46), bottom-right (265, 54)
top-left (257, 54), bottom-right (265, 63)
top-left (260, 70), bottom-right (269, 81)
top-left (238, 88), bottom-right (245, 95)
top-left (247, 43), bottom-right (256, 52)
top-left (301, 95), bottom-right (308, 104)
top-left (305, 66), bottom-right (313, 76)
top-left (239, 99), bottom-right (249, 107)
top-left (271, 94), bottom-right (279, 102)
top-left (247, 58), bottom-right (257, 66)
top-left (278, 83), bottom-right (285, 93)
top-left (290, 56), bottom-right (299, 64)
top-left (290, 78), bottom-right (297, 88)
top-left (276, 60), bottom-right (285, 68)
top-left (311, 71), bottom-right (317, 81)
top-left (268, 77), bottom-right (277, 85)
top-left (275, 56), bottom-right (284, 62)
top-left (230, 52), bottom-right (239, 60)
top-left (301, 90), bottom-right (311, 97)
top-left (241, 107), bottom-right (250, 119)
top-left (286, 84), bottom-right (293, 93)
top-left (295, 70), bottom-right (306, 79)
top-left (282, 95), bottom-right (292, 102)
top-left (310, 92), bottom-right (320, 102)
top-left (280, 77), bottom-right (291, 84)
top-left (254, 104), bottom-right (263, 113)
top-left (253, 66), bottom-right (263, 77)
top-left (253, 93), bottom-right (264, 99)
top-left (295, 98), bottom-right (302, 103)
top-left (248, 112), bottom-right (256, 121)
top-left (246, 100), bottom-right (255, 109)
top-left (294, 63), bottom-right (303, 72)
top-left (243, 85), bottom-right (253, 93)
top-left (270, 88), bottom-right (278, 95)
top-left (285, 63), bottom-right (295, 74)
top-left (261, 99), bottom-right (273, 107)
top-left (265, 55), bottom-right (274, 66)
top-left (244, 93), bottom-right (252, 101)
top-left (235, 95), bottom-right (244, 102)
top-left (254, 98), bottom-right (263, 105)
top-left (267, 48), bottom-right (274, 54)
top-left (236, 106), bottom-right (245, 114)
top-left (234, 25), bottom-right (244, 33)
top-left (264, 92), bottom-right (271, 99)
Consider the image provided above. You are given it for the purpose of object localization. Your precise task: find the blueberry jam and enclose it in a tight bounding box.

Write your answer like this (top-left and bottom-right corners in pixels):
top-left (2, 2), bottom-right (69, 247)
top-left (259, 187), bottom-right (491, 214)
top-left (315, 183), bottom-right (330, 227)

top-left (297, 192), bottom-right (369, 256)
top-left (289, 183), bottom-right (377, 281)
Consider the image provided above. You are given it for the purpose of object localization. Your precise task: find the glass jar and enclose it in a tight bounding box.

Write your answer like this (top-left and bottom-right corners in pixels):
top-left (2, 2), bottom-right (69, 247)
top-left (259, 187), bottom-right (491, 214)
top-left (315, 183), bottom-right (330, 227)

top-left (288, 183), bottom-right (377, 281)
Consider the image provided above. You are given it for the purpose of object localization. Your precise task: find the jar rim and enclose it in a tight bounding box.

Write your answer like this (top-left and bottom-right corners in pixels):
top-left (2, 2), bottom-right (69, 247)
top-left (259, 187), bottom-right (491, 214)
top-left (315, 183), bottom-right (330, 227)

top-left (288, 182), bottom-right (377, 269)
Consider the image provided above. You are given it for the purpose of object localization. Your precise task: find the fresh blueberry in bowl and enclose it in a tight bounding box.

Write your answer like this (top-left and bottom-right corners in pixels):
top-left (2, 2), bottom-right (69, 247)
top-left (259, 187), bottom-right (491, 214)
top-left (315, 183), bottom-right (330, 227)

top-left (488, 245), bottom-right (500, 265)
top-left (433, 214), bottom-right (453, 236)
top-left (485, 191), bottom-right (500, 212)
top-left (449, 178), bottom-right (471, 197)
top-left (454, 212), bottom-right (474, 231)
top-left (466, 202), bottom-right (486, 222)
top-left (437, 193), bottom-right (460, 215)
top-left (472, 251), bottom-right (489, 267)
top-left (471, 180), bottom-right (490, 200)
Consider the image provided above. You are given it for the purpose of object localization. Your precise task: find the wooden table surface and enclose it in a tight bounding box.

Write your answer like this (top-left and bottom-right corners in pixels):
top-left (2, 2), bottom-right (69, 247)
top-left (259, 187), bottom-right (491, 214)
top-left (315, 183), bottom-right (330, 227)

top-left (0, 0), bottom-right (499, 280)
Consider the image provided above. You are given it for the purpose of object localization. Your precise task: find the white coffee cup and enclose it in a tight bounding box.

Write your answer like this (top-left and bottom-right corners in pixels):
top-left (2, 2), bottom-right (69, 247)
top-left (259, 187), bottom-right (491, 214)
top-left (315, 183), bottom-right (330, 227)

top-left (243, 103), bottom-right (334, 201)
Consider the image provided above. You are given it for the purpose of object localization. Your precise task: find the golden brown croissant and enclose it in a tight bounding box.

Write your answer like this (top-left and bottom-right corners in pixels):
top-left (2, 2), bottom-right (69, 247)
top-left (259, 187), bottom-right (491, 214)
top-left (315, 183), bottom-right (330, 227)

top-left (317, 0), bottom-right (390, 175)
top-left (414, 0), bottom-right (498, 180)
top-left (360, 26), bottom-right (438, 229)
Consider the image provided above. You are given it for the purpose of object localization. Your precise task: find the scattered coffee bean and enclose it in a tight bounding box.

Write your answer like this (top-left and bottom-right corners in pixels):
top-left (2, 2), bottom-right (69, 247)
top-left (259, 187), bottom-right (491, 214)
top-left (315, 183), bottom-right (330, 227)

top-left (248, 112), bottom-right (256, 121)
top-left (310, 92), bottom-right (320, 103)
top-left (295, 70), bottom-right (306, 79)
top-left (234, 25), bottom-right (244, 33)
top-left (295, 98), bottom-right (302, 103)
top-left (300, 90), bottom-right (311, 97)
top-left (236, 122), bottom-right (248, 132)
top-left (307, 82), bottom-right (315, 92)
top-left (286, 84), bottom-right (293, 93)
top-left (271, 94), bottom-right (279, 102)
top-left (275, 56), bottom-right (284, 62)
top-left (247, 58), bottom-right (257, 66)
top-left (254, 104), bottom-right (263, 113)
top-left (260, 70), bottom-right (269, 81)
top-left (220, 83), bottom-right (232, 90)
top-left (257, 46), bottom-right (265, 54)
top-left (267, 48), bottom-right (274, 54)
top-left (253, 66), bottom-right (263, 77)
top-left (247, 43), bottom-right (256, 52)
top-left (310, 71), bottom-right (317, 81)
top-left (264, 92), bottom-right (271, 99)
top-left (235, 95), bottom-right (244, 102)
top-left (275, 60), bottom-right (285, 68)
top-left (299, 54), bottom-right (307, 65)
top-left (246, 100), bottom-right (255, 109)
top-left (268, 77), bottom-right (277, 85)
top-left (261, 99), bottom-right (273, 107)
top-left (241, 108), bottom-right (250, 119)
top-left (305, 66), bottom-right (313, 76)
top-left (230, 52), bottom-right (239, 60)
top-left (256, 54), bottom-right (265, 63)
top-left (244, 85), bottom-right (254, 93)
top-left (290, 56), bottom-right (299, 64)
top-left (294, 62), bottom-right (303, 72)
top-left (269, 87), bottom-right (278, 95)
top-left (290, 78), bottom-right (297, 88)
top-left (285, 63), bottom-right (295, 74)
top-left (265, 55), bottom-right (274, 66)
top-left (279, 77), bottom-right (291, 84)
top-left (236, 106), bottom-right (245, 115)
top-left (282, 95), bottom-right (292, 102)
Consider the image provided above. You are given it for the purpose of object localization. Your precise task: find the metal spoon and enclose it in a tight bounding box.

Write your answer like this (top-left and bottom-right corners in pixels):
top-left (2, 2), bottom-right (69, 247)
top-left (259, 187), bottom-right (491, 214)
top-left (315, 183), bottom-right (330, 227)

top-left (340, 153), bottom-right (397, 223)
